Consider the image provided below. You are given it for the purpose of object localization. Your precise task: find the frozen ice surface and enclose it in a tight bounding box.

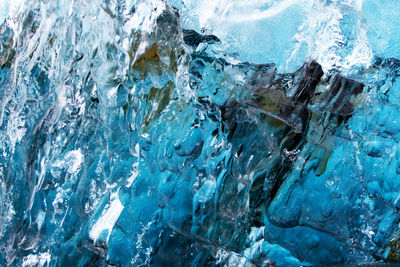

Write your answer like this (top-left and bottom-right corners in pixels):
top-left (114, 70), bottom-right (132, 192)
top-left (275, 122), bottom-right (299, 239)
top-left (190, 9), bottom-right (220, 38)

top-left (168, 0), bottom-right (313, 73)
top-left (0, 2), bottom-right (8, 25)
top-left (0, 0), bottom-right (400, 266)
top-left (362, 0), bottom-right (400, 59)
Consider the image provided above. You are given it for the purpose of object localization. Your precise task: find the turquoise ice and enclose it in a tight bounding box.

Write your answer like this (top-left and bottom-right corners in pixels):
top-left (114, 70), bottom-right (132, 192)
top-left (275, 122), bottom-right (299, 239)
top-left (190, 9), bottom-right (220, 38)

top-left (1, 0), bottom-right (400, 266)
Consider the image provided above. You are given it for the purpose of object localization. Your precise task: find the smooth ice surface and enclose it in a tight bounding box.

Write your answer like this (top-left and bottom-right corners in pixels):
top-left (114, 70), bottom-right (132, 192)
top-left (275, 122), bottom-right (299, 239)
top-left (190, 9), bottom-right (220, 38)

top-left (1, 0), bottom-right (400, 266)
top-left (362, 0), bottom-right (400, 59)
top-left (168, 0), bottom-right (313, 72)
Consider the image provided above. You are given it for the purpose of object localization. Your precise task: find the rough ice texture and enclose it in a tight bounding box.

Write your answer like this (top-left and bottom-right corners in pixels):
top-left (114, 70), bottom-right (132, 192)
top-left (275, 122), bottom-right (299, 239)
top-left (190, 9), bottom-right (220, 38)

top-left (1, 0), bottom-right (400, 266)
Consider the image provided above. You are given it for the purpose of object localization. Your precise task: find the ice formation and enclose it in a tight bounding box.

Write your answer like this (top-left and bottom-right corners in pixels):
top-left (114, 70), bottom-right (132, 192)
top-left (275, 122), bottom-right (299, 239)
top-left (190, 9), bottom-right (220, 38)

top-left (1, 0), bottom-right (400, 266)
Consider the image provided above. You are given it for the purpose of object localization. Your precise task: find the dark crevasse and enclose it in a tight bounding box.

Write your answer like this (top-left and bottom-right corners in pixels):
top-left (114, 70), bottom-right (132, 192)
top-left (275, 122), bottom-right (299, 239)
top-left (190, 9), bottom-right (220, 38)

top-left (0, 0), bottom-right (400, 266)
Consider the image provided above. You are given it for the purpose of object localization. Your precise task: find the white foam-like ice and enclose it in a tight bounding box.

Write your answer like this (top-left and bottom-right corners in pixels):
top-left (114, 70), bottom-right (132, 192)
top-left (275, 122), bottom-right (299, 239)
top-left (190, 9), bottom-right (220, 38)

top-left (22, 252), bottom-right (51, 267)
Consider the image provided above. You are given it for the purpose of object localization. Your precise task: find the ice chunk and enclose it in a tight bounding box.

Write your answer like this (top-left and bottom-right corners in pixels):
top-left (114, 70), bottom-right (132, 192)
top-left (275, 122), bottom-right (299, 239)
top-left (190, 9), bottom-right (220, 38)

top-left (1, 0), bottom-right (400, 266)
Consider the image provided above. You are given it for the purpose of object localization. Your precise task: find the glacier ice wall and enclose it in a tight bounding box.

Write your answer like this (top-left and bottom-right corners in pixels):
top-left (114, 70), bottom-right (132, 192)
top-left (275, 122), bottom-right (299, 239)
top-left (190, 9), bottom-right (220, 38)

top-left (1, 0), bottom-right (400, 266)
